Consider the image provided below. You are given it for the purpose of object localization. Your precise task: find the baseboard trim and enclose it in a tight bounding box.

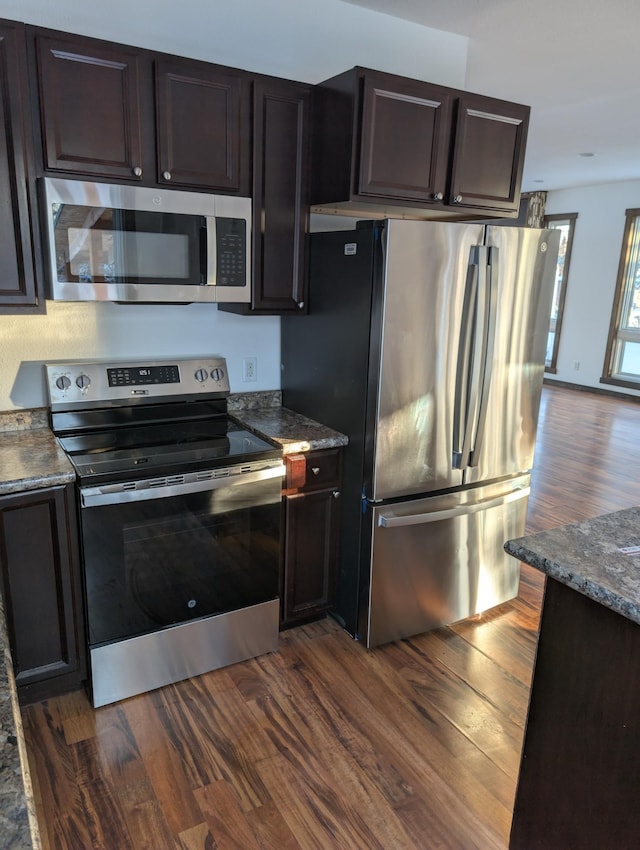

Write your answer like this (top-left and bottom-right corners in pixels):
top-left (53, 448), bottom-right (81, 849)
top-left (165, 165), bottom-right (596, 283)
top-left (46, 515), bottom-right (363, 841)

top-left (543, 378), bottom-right (640, 403)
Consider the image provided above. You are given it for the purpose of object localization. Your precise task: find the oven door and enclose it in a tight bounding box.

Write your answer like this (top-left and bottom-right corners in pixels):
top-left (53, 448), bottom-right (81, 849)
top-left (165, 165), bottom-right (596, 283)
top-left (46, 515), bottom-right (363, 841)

top-left (79, 463), bottom-right (284, 649)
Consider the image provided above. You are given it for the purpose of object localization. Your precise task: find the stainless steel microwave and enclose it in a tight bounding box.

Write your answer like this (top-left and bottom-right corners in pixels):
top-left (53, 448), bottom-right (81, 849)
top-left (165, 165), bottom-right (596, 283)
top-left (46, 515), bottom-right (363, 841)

top-left (42, 178), bottom-right (251, 304)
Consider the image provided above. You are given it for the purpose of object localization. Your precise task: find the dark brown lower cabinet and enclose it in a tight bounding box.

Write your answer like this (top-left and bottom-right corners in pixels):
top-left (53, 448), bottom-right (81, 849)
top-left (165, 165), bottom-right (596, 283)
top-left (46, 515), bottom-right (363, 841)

top-left (0, 484), bottom-right (86, 703)
top-left (281, 449), bottom-right (342, 629)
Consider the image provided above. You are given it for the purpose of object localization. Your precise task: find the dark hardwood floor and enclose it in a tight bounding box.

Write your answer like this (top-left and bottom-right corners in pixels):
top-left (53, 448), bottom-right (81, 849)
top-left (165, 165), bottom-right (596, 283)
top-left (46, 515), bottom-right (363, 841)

top-left (22, 384), bottom-right (640, 850)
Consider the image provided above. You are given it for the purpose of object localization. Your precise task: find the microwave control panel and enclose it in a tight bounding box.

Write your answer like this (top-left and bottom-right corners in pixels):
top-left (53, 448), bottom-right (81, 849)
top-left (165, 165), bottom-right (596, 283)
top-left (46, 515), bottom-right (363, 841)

top-left (216, 218), bottom-right (246, 288)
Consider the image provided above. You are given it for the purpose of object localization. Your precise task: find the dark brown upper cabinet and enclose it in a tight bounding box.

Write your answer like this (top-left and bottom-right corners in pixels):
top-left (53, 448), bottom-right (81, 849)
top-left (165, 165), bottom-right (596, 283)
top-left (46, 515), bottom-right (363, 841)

top-left (358, 70), bottom-right (452, 202)
top-left (311, 67), bottom-right (529, 219)
top-left (32, 28), bottom-right (250, 193)
top-left (0, 20), bottom-right (43, 312)
top-left (34, 31), bottom-right (148, 182)
top-left (449, 93), bottom-right (529, 212)
top-left (220, 75), bottom-right (311, 315)
top-left (155, 57), bottom-right (249, 192)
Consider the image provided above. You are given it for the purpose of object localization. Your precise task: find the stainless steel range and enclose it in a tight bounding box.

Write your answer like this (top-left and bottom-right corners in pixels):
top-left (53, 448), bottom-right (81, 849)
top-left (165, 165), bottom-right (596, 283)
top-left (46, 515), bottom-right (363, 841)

top-left (45, 357), bottom-right (284, 707)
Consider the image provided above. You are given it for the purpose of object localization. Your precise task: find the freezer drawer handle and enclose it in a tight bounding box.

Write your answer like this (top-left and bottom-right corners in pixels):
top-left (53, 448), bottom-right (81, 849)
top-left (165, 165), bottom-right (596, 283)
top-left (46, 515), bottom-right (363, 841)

top-left (377, 486), bottom-right (530, 528)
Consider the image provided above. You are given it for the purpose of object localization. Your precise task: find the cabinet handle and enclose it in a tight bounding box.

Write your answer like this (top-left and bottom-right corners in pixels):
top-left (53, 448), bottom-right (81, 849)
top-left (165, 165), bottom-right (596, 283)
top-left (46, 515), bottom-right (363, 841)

top-left (163, 171), bottom-right (172, 181)
top-left (133, 166), bottom-right (143, 177)
top-left (297, 301), bottom-right (305, 309)
top-left (433, 192), bottom-right (443, 201)
top-left (311, 467), bottom-right (320, 476)
top-left (332, 490), bottom-right (341, 499)
top-left (453, 194), bottom-right (463, 204)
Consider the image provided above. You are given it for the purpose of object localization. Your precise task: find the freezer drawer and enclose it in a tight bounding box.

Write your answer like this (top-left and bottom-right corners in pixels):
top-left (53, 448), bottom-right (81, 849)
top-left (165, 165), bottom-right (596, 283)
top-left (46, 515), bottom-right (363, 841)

top-left (365, 477), bottom-right (529, 648)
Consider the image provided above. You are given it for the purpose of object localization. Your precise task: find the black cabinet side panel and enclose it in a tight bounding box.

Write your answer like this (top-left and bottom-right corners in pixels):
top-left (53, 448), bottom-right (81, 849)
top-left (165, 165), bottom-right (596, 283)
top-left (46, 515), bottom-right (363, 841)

top-left (281, 226), bottom-right (377, 636)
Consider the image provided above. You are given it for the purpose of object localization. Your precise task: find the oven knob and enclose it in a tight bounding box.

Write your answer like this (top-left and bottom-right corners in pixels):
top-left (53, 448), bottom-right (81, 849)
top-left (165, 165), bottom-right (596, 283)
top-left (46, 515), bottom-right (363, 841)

top-left (55, 375), bottom-right (71, 390)
top-left (194, 368), bottom-right (208, 383)
top-left (210, 367), bottom-right (225, 382)
top-left (76, 374), bottom-right (92, 390)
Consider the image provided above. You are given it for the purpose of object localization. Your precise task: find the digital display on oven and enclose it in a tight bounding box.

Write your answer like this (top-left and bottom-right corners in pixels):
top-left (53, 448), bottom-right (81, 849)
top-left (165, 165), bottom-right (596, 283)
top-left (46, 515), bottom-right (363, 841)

top-left (107, 365), bottom-right (181, 386)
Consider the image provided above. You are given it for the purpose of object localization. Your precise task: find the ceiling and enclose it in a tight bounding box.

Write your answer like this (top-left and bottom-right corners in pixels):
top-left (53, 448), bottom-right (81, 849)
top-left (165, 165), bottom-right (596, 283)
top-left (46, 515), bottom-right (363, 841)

top-left (339, 0), bottom-right (640, 193)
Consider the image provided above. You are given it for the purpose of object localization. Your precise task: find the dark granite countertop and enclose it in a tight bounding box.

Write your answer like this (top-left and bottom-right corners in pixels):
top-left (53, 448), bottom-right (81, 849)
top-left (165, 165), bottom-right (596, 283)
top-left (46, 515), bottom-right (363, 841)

top-left (505, 506), bottom-right (640, 625)
top-left (232, 406), bottom-right (348, 455)
top-left (0, 595), bottom-right (40, 849)
top-left (229, 391), bottom-right (348, 455)
top-left (0, 428), bottom-right (75, 497)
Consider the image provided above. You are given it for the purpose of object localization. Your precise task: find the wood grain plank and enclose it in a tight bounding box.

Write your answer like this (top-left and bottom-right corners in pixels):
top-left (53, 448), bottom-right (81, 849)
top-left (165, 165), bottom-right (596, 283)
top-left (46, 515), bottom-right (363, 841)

top-left (178, 821), bottom-right (214, 850)
top-left (417, 628), bottom-right (531, 728)
top-left (113, 777), bottom-right (178, 850)
top-left (23, 702), bottom-right (97, 850)
top-left (381, 640), bottom-right (524, 777)
top-left (158, 673), bottom-right (277, 810)
top-left (121, 691), bottom-right (205, 836)
top-left (254, 750), bottom-right (414, 850)
top-left (244, 800), bottom-right (302, 850)
top-left (194, 780), bottom-right (261, 849)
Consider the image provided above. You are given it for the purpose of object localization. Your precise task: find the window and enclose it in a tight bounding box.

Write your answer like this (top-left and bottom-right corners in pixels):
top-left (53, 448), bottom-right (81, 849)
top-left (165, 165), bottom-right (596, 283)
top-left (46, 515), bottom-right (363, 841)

top-left (543, 213), bottom-right (577, 373)
top-left (602, 208), bottom-right (640, 388)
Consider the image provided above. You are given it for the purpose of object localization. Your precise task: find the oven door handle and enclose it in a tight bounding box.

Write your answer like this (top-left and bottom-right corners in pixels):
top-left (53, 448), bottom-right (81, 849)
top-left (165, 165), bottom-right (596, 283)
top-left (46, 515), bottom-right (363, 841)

top-left (80, 463), bottom-right (285, 507)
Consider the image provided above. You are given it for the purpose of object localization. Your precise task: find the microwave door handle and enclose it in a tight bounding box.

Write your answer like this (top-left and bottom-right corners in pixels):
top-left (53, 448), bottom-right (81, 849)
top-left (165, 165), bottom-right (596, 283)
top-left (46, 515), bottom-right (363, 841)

top-left (205, 216), bottom-right (217, 286)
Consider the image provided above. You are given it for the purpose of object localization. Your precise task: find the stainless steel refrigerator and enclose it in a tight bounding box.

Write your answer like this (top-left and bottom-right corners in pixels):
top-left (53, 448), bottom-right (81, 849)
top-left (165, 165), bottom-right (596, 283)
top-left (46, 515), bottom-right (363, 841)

top-left (281, 219), bottom-right (559, 648)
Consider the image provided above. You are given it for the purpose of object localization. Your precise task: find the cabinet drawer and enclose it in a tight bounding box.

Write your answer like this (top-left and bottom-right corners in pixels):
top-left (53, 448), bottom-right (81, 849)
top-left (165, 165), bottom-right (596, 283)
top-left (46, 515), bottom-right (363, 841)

top-left (285, 448), bottom-right (341, 492)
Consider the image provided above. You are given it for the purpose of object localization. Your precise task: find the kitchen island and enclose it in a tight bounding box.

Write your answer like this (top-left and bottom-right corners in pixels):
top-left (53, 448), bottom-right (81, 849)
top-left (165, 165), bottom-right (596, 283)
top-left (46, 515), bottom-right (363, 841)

top-left (504, 506), bottom-right (640, 850)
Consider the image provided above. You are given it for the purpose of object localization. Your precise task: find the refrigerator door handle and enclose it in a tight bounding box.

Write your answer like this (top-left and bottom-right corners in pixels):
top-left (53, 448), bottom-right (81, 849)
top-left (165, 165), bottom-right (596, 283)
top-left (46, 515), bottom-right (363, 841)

top-left (453, 245), bottom-right (487, 469)
top-left (469, 245), bottom-right (499, 467)
top-left (377, 485), bottom-right (530, 528)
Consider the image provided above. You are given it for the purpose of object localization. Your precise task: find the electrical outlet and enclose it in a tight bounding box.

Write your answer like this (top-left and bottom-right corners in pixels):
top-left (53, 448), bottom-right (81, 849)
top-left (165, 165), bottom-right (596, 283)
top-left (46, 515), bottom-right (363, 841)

top-left (242, 356), bottom-right (257, 382)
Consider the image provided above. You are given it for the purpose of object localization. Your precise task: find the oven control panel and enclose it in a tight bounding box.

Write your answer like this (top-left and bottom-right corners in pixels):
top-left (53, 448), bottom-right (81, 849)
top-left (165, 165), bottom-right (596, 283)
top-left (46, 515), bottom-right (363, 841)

top-left (45, 357), bottom-right (230, 407)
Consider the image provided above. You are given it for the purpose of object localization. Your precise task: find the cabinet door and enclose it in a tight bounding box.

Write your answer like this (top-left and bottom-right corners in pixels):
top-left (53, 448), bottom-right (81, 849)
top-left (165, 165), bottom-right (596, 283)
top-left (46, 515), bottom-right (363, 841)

top-left (0, 485), bottom-right (86, 702)
top-left (222, 76), bottom-right (310, 315)
top-left (0, 21), bottom-right (41, 311)
top-left (358, 71), bottom-right (452, 203)
top-left (35, 32), bottom-right (146, 180)
top-left (449, 94), bottom-right (529, 212)
top-left (282, 488), bottom-right (340, 628)
top-left (155, 57), bottom-right (249, 193)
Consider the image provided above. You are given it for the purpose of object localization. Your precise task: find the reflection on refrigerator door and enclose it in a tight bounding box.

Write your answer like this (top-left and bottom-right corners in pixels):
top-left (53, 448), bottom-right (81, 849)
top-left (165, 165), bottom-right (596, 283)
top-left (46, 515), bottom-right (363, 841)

top-left (366, 476), bottom-right (530, 648)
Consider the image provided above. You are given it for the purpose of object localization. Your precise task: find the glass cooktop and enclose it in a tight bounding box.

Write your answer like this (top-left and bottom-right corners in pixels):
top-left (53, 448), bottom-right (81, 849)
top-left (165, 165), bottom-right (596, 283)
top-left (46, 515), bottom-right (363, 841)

top-left (56, 417), bottom-right (280, 485)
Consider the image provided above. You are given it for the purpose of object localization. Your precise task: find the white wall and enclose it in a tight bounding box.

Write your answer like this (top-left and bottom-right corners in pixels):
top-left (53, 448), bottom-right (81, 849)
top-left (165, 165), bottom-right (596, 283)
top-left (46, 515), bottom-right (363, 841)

top-left (0, 0), bottom-right (467, 85)
top-left (0, 303), bottom-right (281, 408)
top-left (544, 180), bottom-right (640, 398)
top-left (0, 0), bottom-right (467, 411)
